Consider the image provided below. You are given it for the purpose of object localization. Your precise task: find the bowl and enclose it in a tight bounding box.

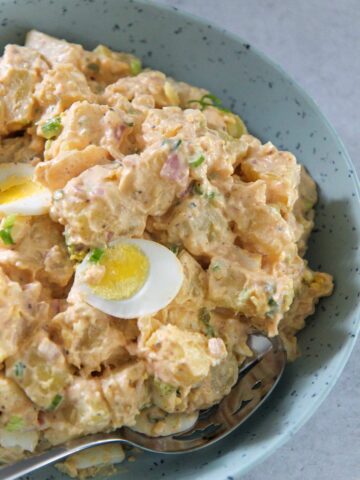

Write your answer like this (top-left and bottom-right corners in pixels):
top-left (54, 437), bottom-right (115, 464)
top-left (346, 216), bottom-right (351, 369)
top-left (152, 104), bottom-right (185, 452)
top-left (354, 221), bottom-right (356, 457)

top-left (1, 1), bottom-right (359, 479)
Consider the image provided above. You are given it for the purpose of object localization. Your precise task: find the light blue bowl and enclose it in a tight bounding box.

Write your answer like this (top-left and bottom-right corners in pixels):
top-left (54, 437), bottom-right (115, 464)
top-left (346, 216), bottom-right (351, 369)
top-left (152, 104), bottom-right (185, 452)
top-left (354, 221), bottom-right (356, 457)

top-left (1, 1), bottom-right (359, 479)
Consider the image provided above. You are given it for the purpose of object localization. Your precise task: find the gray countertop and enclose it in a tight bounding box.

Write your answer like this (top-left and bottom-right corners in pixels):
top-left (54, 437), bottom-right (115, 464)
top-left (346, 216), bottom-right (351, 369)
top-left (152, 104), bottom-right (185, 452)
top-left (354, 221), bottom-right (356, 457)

top-left (158, 1), bottom-right (359, 478)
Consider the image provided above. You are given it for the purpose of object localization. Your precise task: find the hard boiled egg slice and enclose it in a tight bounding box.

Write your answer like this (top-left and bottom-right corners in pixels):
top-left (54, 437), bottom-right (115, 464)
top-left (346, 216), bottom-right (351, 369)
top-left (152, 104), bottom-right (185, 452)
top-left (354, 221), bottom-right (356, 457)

top-left (0, 163), bottom-right (51, 215)
top-left (76, 238), bottom-right (184, 319)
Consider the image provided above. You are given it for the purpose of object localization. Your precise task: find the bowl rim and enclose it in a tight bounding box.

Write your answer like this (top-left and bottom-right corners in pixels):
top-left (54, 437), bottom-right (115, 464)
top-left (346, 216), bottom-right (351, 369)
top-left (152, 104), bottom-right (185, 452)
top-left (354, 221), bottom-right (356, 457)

top-left (1, 0), bottom-right (359, 478)
top-left (134, 0), bottom-right (360, 477)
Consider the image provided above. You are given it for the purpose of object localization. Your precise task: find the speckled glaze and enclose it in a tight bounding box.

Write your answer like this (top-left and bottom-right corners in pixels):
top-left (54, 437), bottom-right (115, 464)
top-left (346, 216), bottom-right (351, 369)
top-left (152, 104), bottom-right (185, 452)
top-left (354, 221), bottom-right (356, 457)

top-left (0, 1), bottom-right (359, 479)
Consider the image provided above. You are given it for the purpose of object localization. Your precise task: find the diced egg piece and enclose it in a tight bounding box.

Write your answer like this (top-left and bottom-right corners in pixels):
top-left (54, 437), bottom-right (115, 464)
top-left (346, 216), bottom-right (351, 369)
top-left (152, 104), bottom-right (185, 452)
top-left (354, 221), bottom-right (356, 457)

top-left (132, 406), bottom-right (198, 437)
top-left (0, 429), bottom-right (39, 452)
top-left (0, 163), bottom-right (51, 215)
top-left (76, 238), bottom-right (184, 319)
top-left (61, 444), bottom-right (125, 471)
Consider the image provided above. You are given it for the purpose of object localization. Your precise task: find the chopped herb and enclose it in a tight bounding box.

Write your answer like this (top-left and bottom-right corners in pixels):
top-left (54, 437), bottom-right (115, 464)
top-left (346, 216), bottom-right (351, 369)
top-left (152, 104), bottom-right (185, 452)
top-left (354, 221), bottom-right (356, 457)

top-left (188, 93), bottom-right (230, 112)
top-left (44, 139), bottom-right (53, 150)
top-left (189, 154), bottom-right (205, 168)
top-left (198, 307), bottom-right (215, 337)
top-left (169, 244), bottom-right (181, 255)
top-left (2, 214), bottom-right (17, 230)
top-left (267, 297), bottom-right (279, 317)
top-left (89, 247), bottom-right (105, 263)
top-left (268, 297), bottom-right (278, 307)
top-left (41, 116), bottom-right (62, 139)
top-left (172, 139), bottom-right (182, 150)
top-left (125, 121), bottom-right (134, 127)
top-left (87, 62), bottom-right (100, 72)
top-left (192, 182), bottom-right (203, 195)
top-left (162, 138), bottom-right (182, 151)
top-left (154, 378), bottom-right (176, 397)
top-left (0, 214), bottom-right (17, 245)
top-left (48, 394), bottom-right (63, 411)
top-left (130, 58), bottom-right (142, 75)
top-left (0, 229), bottom-right (14, 245)
top-left (14, 361), bottom-right (26, 378)
top-left (212, 263), bottom-right (221, 271)
top-left (53, 189), bottom-right (64, 201)
top-left (5, 416), bottom-right (24, 432)
top-left (191, 182), bottom-right (216, 200)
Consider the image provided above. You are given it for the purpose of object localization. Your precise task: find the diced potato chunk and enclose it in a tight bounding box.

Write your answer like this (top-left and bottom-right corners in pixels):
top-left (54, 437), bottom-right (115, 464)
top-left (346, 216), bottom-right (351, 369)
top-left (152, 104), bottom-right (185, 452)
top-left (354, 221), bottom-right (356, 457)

top-left (101, 361), bottom-right (150, 428)
top-left (6, 330), bottom-right (72, 409)
top-left (50, 302), bottom-right (129, 375)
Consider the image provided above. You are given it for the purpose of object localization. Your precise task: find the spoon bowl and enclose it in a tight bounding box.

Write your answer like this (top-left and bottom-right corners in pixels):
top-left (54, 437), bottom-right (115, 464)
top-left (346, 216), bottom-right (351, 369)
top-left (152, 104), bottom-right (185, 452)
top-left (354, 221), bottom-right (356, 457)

top-left (0, 334), bottom-right (286, 480)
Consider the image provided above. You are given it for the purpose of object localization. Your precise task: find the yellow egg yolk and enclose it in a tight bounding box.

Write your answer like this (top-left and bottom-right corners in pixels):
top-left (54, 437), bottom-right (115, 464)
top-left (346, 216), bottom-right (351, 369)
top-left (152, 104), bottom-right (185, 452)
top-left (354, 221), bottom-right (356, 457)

top-left (90, 243), bottom-right (150, 300)
top-left (0, 175), bottom-right (46, 204)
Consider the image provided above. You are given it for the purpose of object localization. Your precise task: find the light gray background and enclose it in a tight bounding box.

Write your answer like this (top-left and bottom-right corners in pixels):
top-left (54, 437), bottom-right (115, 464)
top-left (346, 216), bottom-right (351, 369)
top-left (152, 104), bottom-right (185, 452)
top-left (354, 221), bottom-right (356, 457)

top-left (157, 1), bottom-right (360, 479)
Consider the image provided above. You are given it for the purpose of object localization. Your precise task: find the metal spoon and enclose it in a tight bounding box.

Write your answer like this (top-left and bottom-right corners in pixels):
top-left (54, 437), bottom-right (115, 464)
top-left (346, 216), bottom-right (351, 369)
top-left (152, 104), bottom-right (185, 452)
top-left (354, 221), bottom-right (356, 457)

top-left (0, 333), bottom-right (286, 480)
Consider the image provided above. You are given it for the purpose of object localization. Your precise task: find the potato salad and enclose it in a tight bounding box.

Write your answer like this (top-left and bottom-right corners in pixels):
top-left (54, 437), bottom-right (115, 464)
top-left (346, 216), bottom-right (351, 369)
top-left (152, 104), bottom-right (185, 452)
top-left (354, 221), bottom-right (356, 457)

top-left (0, 31), bottom-right (333, 478)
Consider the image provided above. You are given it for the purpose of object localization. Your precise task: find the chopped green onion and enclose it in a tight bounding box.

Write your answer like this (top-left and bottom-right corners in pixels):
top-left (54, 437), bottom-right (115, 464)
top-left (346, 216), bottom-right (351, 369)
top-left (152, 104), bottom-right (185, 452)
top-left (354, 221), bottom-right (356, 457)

top-left (0, 214), bottom-right (17, 245)
top-left (154, 378), bottom-right (177, 397)
top-left (201, 94), bottom-right (222, 106)
top-left (5, 416), bottom-right (24, 432)
top-left (192, 182), bottom-right (203, 195)
top-left (130, 58), bottom-right (142, 76)
top-left (188, 93), bottom-right (230, 112)
top-left (206, 191), bottom-right (216, 200)
top-left (48, 394), bottom-right (63, 411)
top-left (169, 244), bottom-right (181, 255)
top-left (0, 229), bottom-right (14, 245)
top-left (2, 214), bottom-right (17, 230)
top-left (162, 138), bottom-right (182, 151)
top-left (268, 297), bottom-right (278, 307)
top-left (189, 154), bottom-right (205, 168)
top-left (198, 307), bottom-right (215, 337)
top-left (89, 247), bottom-right (105, 263)
top-left (172, 139), bottom-right (182, 151)
top-left (41, 116), bottom-right (62, 139)
top-left (267, 297), bottom-right (279, 317)
top-left (87, 62), bottom-right (100, 72)
top-left (212, 263), bottom-right (221, 272)
top-left (44, 139), bottom-right (53, 150)
top-left (14, 361), bottom-right (26, 378)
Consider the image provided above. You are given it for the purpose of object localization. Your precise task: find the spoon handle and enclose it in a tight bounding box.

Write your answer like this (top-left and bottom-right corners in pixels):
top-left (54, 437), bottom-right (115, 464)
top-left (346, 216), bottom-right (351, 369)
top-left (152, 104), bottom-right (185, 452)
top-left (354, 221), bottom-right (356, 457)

top-left (0, 435), bottom-right (128, 480)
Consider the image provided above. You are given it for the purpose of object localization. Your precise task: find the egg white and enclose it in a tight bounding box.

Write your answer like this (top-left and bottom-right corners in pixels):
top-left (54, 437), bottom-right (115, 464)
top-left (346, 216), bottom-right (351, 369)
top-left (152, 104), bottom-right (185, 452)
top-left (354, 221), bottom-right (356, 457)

top-left (0, 429), bottom-right (39, 452)
top-left (64, 444), bottom-right (125, 470)
top-left (76, 238), bottom-right (184, 319)
top-left (0, 163), bottom-right (51, 216)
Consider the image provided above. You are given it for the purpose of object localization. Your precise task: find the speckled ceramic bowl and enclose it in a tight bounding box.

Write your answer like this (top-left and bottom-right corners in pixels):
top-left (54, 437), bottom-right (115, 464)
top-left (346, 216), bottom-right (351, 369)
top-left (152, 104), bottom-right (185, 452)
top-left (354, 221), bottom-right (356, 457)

top-left (1, 1), bottom-right (359, 479)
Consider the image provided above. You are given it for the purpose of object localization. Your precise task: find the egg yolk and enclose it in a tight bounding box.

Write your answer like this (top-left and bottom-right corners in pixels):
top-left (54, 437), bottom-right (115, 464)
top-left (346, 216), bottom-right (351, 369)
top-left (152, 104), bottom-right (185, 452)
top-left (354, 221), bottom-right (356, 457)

top-left (90, 243), bottom-right (150, 300)
top-left (0, 175), bottom-right (46, 204)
